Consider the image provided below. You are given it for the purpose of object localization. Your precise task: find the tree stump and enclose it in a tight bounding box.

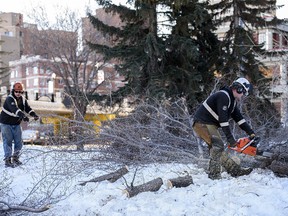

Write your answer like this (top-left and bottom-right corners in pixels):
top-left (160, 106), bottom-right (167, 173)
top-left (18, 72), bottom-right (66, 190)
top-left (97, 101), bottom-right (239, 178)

top-left (166, 175), bottom-right (193, 188)
top-left (79, 166), bottom-right (129, 186)
top-left (124, 177), bottom-right (163, 198)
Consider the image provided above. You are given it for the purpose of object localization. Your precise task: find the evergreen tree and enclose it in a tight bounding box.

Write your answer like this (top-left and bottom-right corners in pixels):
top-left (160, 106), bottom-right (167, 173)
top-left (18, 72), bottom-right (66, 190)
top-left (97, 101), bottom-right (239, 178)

top-left (88, 0), bottom-right (221, 106)
top-left (209, 0), bottom-right (282, 85)
top-left (164, 0), bottom-right (221, 104)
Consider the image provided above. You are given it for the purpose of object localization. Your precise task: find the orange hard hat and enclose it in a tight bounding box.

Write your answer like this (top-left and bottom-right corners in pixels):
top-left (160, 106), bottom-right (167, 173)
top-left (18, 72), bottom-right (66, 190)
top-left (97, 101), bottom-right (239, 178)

top-left (13, 82), bottom-right (24, 91)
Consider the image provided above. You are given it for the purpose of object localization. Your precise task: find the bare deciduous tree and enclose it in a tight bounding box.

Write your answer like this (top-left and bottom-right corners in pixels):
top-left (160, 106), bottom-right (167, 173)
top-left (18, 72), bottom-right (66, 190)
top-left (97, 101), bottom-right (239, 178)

top-left (25, 5), bottom-right (119, 150)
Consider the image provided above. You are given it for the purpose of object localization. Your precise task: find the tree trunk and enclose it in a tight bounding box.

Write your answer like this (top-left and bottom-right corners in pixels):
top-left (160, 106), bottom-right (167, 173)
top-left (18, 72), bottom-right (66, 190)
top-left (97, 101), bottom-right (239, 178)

top-left (79, 166), bottom-right (128, 186)
top-left (167, 175), bottom-right (193, 189)
top-left (73, 97), bottom-right (88, 151)
top-left (124, 177), bottom-right (163, 198)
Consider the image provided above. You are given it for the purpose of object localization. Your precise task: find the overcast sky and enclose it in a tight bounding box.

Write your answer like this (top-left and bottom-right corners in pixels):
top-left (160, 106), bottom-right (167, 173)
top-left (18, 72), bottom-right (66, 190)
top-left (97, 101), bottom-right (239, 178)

top-left (1, 0), bottom-right (98, 22)
top-left (1, 0), bottom-right (287, 22)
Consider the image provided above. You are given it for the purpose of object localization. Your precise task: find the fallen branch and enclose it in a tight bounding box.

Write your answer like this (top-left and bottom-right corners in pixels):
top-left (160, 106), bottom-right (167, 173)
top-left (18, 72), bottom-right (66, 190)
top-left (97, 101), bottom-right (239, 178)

top-left (0, 201), bottom-right (50, 213)
top-left (124, 177), bottom-right (163, 198)
top-left (79, 166), bottom-right (129, 186)
top-left (167, 175), bottom-right (193, 188)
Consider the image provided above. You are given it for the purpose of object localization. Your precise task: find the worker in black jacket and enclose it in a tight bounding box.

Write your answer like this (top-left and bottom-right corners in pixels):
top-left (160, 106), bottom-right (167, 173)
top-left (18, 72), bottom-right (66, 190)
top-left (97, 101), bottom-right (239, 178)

top-left (0, 82), bottom-right (39, 167)
top-left (193, 78), bottom-right (258, 180)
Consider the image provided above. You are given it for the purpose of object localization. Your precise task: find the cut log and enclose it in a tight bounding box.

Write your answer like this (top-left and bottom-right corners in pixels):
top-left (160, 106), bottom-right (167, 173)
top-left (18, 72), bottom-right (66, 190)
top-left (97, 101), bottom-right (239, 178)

top-left (167, 175), bottom-right (193, 189)
top-left (276, 153), bottom-right (288, 162)
top-left (79, 166), bottom-right (128, 186)
top-left (269, 160), bottom-right (288, 177)
top-left (124, 177), bottom-right (163, 198)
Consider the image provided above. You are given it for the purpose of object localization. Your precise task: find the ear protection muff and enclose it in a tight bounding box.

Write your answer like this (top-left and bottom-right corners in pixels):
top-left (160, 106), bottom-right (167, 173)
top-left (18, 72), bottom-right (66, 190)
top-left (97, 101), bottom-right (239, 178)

top-left (236, 86), bottom-right (245, 94)
top-left (232, 83), bottom-right (246, 95)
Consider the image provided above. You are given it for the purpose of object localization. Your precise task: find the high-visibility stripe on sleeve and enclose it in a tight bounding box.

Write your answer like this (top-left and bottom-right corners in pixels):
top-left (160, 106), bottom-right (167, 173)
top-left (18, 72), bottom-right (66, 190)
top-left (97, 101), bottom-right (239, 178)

top-left (2, 107), bottom-right (18, 117)
top-left (237, 119), bottom-right (246, 125)
top-left (28, 110), bottom-right (34, 114)
top-left (220, 122), bottom-right (229, 127)
top-left (203, 100), bottom-right (219, 120)
top-left (3, 95), bottom-right (23, 118)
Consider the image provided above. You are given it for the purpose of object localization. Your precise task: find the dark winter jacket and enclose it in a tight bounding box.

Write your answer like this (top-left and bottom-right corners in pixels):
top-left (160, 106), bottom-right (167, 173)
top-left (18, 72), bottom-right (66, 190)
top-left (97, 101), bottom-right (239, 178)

top-left (0, 93), bottom-right (34, 125)
top-left (193, 86), bottom-right (254, 145)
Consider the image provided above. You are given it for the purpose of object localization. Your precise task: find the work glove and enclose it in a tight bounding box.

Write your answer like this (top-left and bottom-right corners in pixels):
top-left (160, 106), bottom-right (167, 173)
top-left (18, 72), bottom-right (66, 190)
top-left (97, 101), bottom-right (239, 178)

top-left (249, 134), bottom-right (260, 144)
top-left (229, 141), bottom-right (238, 148)
top-left (249, 133), bottom-right (256, 139)
top-left (30, 112), bottom-right (39, 121)
top-left (18, 111), bottom-right (25, 120)
top-left (23, 116), bottom-right (29, 122)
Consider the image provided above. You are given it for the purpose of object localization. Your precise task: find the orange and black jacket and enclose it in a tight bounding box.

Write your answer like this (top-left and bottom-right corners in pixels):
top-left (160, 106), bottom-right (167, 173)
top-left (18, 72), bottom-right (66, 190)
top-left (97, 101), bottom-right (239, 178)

top-left (0, 93), bottom-right (34, 125)
top-left (193, 86), bottom-right (254, 144)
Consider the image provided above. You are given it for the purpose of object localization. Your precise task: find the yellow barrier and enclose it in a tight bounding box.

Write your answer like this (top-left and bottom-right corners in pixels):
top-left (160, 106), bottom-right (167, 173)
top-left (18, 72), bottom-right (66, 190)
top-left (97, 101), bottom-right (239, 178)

top-left (41, 113), bottom-right (116, 135)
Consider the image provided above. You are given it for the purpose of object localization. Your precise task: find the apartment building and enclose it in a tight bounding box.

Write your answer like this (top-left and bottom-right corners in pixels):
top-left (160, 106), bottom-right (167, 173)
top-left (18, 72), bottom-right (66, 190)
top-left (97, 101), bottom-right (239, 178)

top-left (1, 10), bottom-right (125, 103)
top-left (0, 12), bottom-right (23, 89)
top-left (9, 55), bottom-right (63, 101)
top-left (9, 55), bottom-right (124, 101)
top-left (252, 20), bottom-right (288, 125)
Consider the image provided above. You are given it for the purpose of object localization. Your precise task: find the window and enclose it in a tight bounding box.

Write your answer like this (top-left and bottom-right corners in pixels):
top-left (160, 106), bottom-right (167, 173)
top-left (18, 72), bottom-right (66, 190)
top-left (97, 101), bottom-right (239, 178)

top-left (40, 78), bottom-right (45, 86)
top-left (283, 35), bottom-right (288, 48)
top-left (4, 31), bottom-right (13, 36)
top-left (26, 67), bottom-right (29, 76)
top-left (253, 32), bottom-right (259, 44)
top-left (34, 78), bottom-right (38, 86)
top-left (58, 78), bottom-right (63, 84)
top-left (33, 66), bottom-right (38, 74)
top-left (97, 70), bottom-right (105, 84)
top-left (258, 33), bottom-right (266, 44)
top-left (273, 33), bottom-right (280, 49)
top-left (11, 71), bottom-right (15, 78)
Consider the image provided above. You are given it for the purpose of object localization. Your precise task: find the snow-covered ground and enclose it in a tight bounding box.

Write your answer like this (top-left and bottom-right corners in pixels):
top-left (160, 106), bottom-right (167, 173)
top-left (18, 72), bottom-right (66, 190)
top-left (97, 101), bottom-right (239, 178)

top-left (1, 144), bottom-right (288, 216)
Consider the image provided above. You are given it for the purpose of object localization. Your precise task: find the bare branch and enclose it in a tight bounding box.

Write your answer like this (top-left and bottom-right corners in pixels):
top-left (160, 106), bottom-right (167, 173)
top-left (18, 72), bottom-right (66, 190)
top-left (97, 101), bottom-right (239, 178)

top-left (0, 201), bottom-right (50, 213)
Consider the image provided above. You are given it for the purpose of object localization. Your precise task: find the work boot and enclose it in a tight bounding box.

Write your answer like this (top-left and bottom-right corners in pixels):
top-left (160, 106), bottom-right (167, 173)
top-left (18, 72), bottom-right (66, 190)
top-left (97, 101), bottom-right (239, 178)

top-left (208, 172), bottom-right (222, 180)
top-left (4, 157), bottom-right (15, 168)
top-left (12, 156), bottom-right (22, 166)
top-left (230, 167), bottom-right (253, 177)
top-left (221, 152), bottom-right (253, 177)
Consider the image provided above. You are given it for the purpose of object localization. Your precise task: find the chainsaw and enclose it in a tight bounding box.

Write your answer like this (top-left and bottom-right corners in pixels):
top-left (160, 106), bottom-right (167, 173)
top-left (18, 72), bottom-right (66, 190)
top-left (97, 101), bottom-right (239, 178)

top-left (228, 137), bottom-right (273, 159)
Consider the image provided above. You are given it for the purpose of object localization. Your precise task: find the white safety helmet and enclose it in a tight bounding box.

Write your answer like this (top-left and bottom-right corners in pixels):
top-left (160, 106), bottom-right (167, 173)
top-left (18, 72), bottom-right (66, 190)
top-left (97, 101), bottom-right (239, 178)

top-left (232, 77), bottom-right (251, 96)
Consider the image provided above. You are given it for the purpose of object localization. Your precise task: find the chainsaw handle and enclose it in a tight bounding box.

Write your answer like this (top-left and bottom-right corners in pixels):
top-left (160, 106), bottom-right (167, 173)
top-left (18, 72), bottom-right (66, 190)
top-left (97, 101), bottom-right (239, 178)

top-left (253, 136), bottom-right (261, 144)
